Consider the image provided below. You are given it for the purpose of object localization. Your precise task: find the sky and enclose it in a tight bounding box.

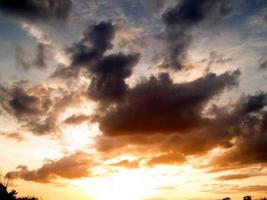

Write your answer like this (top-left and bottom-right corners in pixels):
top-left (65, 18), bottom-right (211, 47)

top-left (0, 0), bottom-right (267, 200)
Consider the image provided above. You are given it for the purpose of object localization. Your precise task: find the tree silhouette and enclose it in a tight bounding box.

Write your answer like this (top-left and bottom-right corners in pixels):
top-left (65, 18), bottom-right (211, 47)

top-left (0, 183), bottom-right (38, 200)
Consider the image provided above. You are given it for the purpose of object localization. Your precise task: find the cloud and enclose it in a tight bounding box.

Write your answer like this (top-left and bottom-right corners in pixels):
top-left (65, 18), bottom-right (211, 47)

top-left (15, 43), bottom-right (52, 71)
top-left (0, 82), bottom-right (85, 135)
top-left (147, 152), bottom-right (186, 166)
top-left (88, 53), bottom-right (140, 103)
top-left (70, 21), bottom-right (116, 67)
top-left (160, 0), bottom-right (234, 69)
top-left (0, 0), bottom-right (72, 23)
top-left (259, 58), bottom-right (267, 70)
top-left (33, 43), bottom-right (50, 69)
top-left (54, 21), bottom-right (140, 104)
top-left (98, 71), bottom-right (239, 135)
top-left (92, 70), bottom-right (242, 162)
top-left (64, 114), bottom-right (91, 125)
top-left (9, 87), bottom-right (46, 117)
top-left (235, 185), bottom-right (267, 192)
top-left (52, 21), bottom-right (117, 79)
top-left (216, 173), bottom-right (255, 181)
top-left (0, 131), bottom-right (26, 142)
top-left (110, 159), bottom-right (140, 169)
top-left (208, 93), bottom-right (267, 170)
top-left (5, 151), bottom-right (93, 183)
top-left (141, 0), bottom-right (167, 15)
top-left (210, 130), bottom-right (267, 170)
top-left (200, 50), bottom-right (232, 69)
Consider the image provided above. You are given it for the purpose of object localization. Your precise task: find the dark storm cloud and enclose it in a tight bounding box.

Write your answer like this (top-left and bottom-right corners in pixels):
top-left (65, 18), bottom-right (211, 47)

top-left (5, 151), bottom-right (92, 183)
top-left (70, 21), bottom-right (116, 67)
top-left (235, 92), bottom-right (267, 114)
top-left (93, 73), bottom-right (267, 169)
top-left (9, 87), bottom-right (44, 116)
top-left (208, 93), bottom-right (267, 170)
top-left (0, 0), bottom-right (72, 23)
top-left (162, 0), bottom-right (232, 27)
top-left (161, 0), bottom-right (234, 69)
top-left (54, 21), bottom-right (140, 104)
top-left (88, 53), bottom-right (140, 103)
top-left (52, 21), bottom-right (116, 78)
top-left (98, 71), bottom-right (239, 135)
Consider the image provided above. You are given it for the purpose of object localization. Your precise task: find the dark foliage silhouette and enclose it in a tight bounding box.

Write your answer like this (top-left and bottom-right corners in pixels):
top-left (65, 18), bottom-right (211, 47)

top-left (0, 183), bottom-right (38, 200)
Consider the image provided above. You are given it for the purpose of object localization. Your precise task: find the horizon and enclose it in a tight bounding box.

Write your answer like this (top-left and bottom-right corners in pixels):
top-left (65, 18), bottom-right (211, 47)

top-left (0, 0), bottom-right (267, 200)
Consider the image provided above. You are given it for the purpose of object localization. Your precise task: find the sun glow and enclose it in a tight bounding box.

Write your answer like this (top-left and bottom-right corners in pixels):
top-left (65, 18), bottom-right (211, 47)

top-left (72, 170), bottom-right (156, 200)
top-left (71, 165), bottom-right (207, 200)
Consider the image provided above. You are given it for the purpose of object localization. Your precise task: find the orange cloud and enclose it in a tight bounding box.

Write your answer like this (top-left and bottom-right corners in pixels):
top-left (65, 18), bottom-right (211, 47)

top-left (6, 151), bottom-right (93, 183)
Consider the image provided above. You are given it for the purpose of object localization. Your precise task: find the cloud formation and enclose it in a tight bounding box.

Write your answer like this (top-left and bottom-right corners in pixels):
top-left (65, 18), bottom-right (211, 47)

top-left (98, 71), bottom-right (239, 135)
top-left (0, 0), bottom-right (72, 23)
top-left (5, 151), bottom-right (92, 183)
top-left (0, 131), bottom-right (25, 142)
top-left (160, 0), bottom-right (233, 69)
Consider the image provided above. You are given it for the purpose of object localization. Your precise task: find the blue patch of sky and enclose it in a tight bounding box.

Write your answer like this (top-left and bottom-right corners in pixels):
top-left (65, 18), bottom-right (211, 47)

top-left (0, 17), bottom-right (37, 82)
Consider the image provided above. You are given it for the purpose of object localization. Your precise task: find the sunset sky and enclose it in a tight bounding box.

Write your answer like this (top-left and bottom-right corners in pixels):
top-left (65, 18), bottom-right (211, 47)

top-left (0, 0), bottom-right (267, 200)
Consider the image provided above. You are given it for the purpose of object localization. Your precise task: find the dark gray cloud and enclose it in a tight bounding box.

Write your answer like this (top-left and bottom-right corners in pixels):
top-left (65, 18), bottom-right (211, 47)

top-left (259, 58), bottom-right (267, 70)
top-left (9, 87), bottom-right (46, 117)
top-left (88, 53), bottom-right (140, 103)
top-left (161, 0), bottom-right (234, 69)
top-left (235, 92), bottom-right (267, 114)
top-left (98, 71), bottom-right (239, 135)
top-left (70, 21), bottom-right (116, 67)
top-left (52, 21), bottom-right (116, 79)
top-left (0, 0), bottom-right (72, 23)
top-left (92, 73), bottom-right (267, 170)
top-left (5, 151), bottom-right (93, 183)
top-left (54, 21), bottom-right (140, 104)
top-left (0, 83), bottom-right (84, 135)
top-left (208, 93), bottom-right (267, 171)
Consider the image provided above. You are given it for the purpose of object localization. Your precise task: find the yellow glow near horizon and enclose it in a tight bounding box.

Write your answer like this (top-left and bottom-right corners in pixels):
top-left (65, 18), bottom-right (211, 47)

top-left (70, 165), bottom-right (207, 200)
top-left (72, 170), bottom-right (155, 200)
